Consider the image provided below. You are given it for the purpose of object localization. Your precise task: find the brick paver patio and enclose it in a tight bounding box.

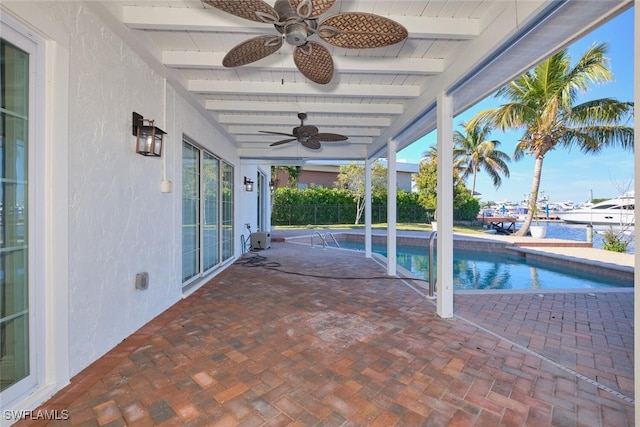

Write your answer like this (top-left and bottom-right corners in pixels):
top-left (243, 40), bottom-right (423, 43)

top-left (17, 241), bottom-right (634, 426)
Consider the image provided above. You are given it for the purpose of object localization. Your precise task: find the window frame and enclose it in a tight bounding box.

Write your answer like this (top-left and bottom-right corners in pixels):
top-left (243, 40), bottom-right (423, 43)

top-left (181, 138), bottom-right (234, 288)
top-left (0, 13), bottom-right (46, 406)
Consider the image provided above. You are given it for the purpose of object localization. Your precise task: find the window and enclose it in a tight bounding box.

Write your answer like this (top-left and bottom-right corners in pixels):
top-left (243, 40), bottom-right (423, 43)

top-left (221, 162), bottom-right (234, 260)
top-left (0, 38), bottom-right (30, 394)
top-left (182, 140), bottom-right (233, 286)
top-left (182, 142), bottom-right (200, 282)
top-left (202, 153), bottom-right (219, 271)
top-left (256, 172), bottom-right (264, 231)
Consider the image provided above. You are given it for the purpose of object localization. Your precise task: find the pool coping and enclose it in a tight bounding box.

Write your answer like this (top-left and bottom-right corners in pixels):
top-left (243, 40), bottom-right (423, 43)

top-left (283, 231), bottom-right (634, 288)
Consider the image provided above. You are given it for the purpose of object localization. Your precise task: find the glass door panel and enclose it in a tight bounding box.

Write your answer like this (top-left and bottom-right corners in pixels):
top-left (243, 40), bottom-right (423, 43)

top-left (202, 153), bottom-right (219, 271)
top-left (0, 39), bottom-right (30, 392)
top-left (182, 142), bottom-right (233, 287)
top-left (181, 142), bottom-right (200, 283)
top-left (221, 162), bottom-right (233, 261)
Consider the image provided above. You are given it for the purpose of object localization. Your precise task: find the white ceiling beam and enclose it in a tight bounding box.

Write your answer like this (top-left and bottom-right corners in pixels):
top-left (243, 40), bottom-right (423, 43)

top-left (399, 16), bottom-right (478, 39)
top-left (123, 6), bottom-right (479, 39)
top-left (163, 51), bottom-right (443, 75)
top-left (228, 125), bottom-right (382, 136)
top-left (205, 100), bottom-right (403, 115)
top-left (220, 114), bottom-right (390, 126)
top-left (123, 5), bottom-right (266, 32)
top-left (238, 143), bottom-right (370, 160)
top-left (189, 80), bottom-right (420, 98)
top-left (238, 136), bottom-right (373, 144)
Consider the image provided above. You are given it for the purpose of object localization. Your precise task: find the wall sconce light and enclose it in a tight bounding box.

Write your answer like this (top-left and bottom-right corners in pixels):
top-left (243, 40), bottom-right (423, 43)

top-left (133, 112), bottom-right (166, 157)
top-left (269, 180), bottom-right (276, 192)
top-left (244, 177), bottom-right (254, 192)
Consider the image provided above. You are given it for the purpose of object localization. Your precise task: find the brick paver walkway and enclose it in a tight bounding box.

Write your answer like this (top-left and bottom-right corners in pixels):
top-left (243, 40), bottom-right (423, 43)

top-left (18, 242), bottom-right (634, 426)
top-left (454, 291), bottom-right (634, 402)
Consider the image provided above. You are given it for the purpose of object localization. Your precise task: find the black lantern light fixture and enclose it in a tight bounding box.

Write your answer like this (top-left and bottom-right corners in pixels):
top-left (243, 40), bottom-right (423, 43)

top-left (133, 112), bottom-right (166, 157)
top-left (269, 180), bottom-right (276, 192)
top-left (244, 177), bottom-right (254, 192)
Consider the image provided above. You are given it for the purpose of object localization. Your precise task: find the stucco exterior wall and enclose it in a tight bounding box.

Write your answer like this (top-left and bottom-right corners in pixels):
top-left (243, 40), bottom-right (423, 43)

top-left (276, 167), bottom-right (416, 192)
top-left (63, 3), bottom-right (173, 372)
top-left (299, 170), bottom-right (339, 189)
top-left (1, 1), bottom-right (241, 383)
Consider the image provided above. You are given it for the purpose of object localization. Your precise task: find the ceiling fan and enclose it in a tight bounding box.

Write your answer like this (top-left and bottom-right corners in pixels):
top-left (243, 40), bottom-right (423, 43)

top-left (202, 0), bottom-right (408, 84)
top-left (260, 112), bottom-right (348, 149)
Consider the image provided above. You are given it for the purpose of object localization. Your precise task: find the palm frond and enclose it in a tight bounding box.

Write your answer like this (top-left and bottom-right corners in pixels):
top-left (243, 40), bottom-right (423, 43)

top-left (569, 99), bottom-right (634, 126)
top-left (561, 125), bottom-right (634, 153)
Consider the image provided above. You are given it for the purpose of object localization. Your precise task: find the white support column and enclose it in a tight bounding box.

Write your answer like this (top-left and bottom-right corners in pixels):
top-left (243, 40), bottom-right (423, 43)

top-left (436, 92), bottom-right (454, 318)
top-left (365, 158), bottom-right (372, 258)
top-left (633, 4), bottom-right (639, 426)
top-left (387, 139), bottom-right (397, 276)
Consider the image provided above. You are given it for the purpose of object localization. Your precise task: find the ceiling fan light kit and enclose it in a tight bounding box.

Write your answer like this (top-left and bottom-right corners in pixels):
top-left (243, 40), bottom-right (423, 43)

top-left (203, 0), bottom-right (408, 84)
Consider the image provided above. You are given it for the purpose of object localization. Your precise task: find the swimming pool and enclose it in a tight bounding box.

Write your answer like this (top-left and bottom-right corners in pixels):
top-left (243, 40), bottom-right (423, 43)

top-left (337, 241), bottom-right (632, 291)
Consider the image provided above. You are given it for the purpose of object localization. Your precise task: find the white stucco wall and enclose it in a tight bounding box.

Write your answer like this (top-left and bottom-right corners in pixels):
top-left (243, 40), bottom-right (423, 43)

top-left (239, 161), bottom-right (273, 237)
top-left (63, 4), bottom-right (173, 371)
top-left (2, 1), bottom-right (241, 384)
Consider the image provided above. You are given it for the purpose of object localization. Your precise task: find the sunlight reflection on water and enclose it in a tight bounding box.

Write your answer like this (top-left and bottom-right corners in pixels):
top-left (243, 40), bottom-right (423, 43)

top-left (338, 237), bottom-right (632, 291)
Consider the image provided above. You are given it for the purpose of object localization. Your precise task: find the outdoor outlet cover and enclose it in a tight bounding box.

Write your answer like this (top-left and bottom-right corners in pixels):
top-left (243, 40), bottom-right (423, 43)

top-left (161, 180), bottom-right (172, 193)
top-left (135, 272), bottom-right (149, 290)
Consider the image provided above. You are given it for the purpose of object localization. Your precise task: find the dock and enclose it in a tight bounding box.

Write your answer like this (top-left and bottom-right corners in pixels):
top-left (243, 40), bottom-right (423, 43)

top-left (477, 215), bottom-right (518, 234)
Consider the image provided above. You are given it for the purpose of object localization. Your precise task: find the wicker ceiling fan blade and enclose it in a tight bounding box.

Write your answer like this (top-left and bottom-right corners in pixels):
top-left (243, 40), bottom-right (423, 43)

top-left (316, 133), bottom-right (348, 142)
top-left (259, 130), bottom-right (295, 137)
top-left (202, 0), bottom-right (280, 24)
top-left (270, 138), bottom-right (297, 147)
top-left (318, 13), bottom-right (408, 49)
top-left (296, 125), bottom-right (319, 138)
top-left (288, 0), bottom-right (336, 19)
top-left (293, 42), bottom-right (334, 84)
top-left (222, 36), bottom-right (283, 67)
top-left (302, 136), bottom-right (322, 150)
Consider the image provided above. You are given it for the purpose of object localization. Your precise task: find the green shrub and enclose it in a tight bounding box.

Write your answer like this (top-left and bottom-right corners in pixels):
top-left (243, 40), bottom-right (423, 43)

top-left (601, 228), bottom-right (629, 253)
top-left (271, 187), bottom-right (428, 226)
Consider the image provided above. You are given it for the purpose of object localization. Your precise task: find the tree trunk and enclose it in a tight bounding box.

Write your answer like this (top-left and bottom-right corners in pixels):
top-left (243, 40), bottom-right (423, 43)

top-left (471, 170), bottom-right (477, 196)
top-left (514, 156), bottom-right (545, 236)
top-left (354, 195), bottom-right (364, 225)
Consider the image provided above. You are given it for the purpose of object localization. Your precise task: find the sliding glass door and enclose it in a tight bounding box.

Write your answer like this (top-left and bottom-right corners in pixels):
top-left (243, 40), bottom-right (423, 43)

top-left (182, 140), bottom-right (233, 287)
top-left (0, 38), bottom-right (31, 395)
top-left (182, 142), bottom-right (200, 283)
top-left (202, 152), bottom-right (220, 272)
top-left (221, 162), bottom-right (233, 260)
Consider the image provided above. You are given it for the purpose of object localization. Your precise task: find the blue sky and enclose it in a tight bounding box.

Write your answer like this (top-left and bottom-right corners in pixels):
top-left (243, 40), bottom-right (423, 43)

top-left (398, 8), bottom-right (634, 205)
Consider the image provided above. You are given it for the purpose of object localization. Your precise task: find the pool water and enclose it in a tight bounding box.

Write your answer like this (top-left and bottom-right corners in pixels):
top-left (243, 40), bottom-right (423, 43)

top-left (338, 242), bottom-right (632, 291)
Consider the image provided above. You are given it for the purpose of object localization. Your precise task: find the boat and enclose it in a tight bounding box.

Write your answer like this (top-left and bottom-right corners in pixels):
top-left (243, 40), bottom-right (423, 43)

top-left (555, 192), bottom-right (635, 225)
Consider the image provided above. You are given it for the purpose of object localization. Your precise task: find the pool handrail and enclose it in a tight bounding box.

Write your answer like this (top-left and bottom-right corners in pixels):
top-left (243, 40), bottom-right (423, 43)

top-left (311, 231), bottom-right (341, 249)
top-left (428, 231), bottom-right (437, 298)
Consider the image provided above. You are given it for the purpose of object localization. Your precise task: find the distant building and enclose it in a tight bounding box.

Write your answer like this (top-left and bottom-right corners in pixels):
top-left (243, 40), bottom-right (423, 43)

top-left (275, 160), bottom-right (420, 193)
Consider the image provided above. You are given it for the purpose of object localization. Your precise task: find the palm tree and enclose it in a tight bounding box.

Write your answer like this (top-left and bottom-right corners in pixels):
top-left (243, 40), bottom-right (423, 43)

top-left (421, 144), bottom-right (438, 161)
top-left (473, 42), bottom-right (634, 236)
top-left (453, 121), bottom-right (511, 196)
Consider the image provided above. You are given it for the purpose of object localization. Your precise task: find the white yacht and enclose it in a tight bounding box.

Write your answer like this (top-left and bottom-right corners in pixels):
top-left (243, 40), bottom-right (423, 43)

top-left (555, 192), bottom-right (635, 225)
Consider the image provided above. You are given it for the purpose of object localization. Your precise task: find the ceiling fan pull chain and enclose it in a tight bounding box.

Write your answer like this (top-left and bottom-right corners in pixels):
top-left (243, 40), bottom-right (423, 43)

top-left (281, 41), bottom-right (285, 85)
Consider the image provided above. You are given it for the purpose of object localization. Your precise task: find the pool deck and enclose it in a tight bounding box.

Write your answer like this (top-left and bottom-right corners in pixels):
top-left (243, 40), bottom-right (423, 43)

top-left (275, 227), bottom-right (634, 272)
top-left (457, 231), bottom-right (634, 268)
top-left (18, 229), bottom-right (635, 426)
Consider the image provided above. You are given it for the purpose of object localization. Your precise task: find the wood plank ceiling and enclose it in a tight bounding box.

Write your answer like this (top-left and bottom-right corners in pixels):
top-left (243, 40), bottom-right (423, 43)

top-left (96, 0), bottom-right (631, 162)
